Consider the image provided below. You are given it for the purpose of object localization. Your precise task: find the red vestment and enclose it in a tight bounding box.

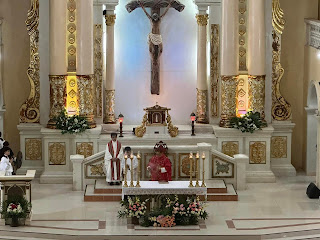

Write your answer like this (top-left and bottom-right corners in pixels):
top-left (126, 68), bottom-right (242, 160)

top-left (148, 154), bottom-right (172, 181)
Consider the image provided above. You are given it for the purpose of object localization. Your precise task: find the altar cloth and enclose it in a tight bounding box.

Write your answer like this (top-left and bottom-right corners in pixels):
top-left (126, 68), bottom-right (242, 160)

top-left (122, 181), bottom-right (207, 199)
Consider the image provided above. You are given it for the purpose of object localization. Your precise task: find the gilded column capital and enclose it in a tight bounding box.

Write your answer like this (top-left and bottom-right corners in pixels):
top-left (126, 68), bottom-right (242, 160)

top-left (196, 14), bottom-right (209, 26)
top-left (105, 14), bottom-right (116, 26)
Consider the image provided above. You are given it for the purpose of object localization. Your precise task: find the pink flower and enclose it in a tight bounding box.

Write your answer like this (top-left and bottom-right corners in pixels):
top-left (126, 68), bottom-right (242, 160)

top-left (175, 203), bottom-right (179, 206)
top-left (133, 205), bottom-right (136, 208)
top-left (138, 207), bottom-right (141, 211)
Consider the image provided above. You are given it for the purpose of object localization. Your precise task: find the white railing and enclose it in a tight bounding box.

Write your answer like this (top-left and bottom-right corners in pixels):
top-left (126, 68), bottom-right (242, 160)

top-left (71, 143), bottom-right (248, 191)
top-left (305, 19), bottom-right (320, 49)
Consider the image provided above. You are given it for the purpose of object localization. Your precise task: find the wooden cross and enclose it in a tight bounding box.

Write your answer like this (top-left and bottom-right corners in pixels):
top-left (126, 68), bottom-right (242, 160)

top-left (126, 0), bottom-right (185, 95)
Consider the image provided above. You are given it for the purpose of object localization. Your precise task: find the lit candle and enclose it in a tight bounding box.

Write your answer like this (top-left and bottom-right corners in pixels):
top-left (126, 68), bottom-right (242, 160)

top-left (196, 151), bottom-right (199, 158)
top-left (189, 152), bottom-right (193, 159)
top-left (124, 154), bottom-right (128, 159)
top-left (130, 153), bottom-right (134, 159)
top-left (137, 151), bottom-right (141, 159)
top-left (202, 152), bottom-right (205, 159)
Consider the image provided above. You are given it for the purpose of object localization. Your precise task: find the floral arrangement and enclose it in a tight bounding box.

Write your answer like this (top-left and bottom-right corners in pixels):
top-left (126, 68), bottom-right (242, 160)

top-left (118, 196), bottom-right (148, 219)
top-left (119, 195), bottom-right (208, 227)
top-left (230, 111), bottom-right (267, 133)
top-left (1, 196), bottom-right (31, 221)
top-left (54, 110), bottom-right (89, 134)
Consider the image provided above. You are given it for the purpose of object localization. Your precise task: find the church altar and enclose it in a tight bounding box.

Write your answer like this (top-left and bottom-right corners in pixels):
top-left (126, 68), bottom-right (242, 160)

top-left (122, 181), bottom-right (207, 200)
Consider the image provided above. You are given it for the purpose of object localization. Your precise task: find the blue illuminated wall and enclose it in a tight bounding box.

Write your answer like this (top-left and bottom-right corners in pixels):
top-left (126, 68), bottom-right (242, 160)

top-left (114, 0), bottom-right (198, 124)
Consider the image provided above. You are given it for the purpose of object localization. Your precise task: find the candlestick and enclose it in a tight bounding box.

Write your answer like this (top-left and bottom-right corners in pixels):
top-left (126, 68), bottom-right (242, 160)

top-left (195, 152), bottom-right (200, 187)
top-left (123, 154), bottom-right (128, 187)
top-left (189, 152), bottom-right (194, 187)
top-left (201, 152), bottom-right (206, 187)
top-left (130, 154), bottom-right (134, 187)
top-left (136, 151), bottom-right (141, 187)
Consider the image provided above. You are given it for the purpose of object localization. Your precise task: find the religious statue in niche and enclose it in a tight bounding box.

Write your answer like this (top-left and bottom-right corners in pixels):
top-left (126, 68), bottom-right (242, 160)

top-left (126, 0), bottom-right (185, 95)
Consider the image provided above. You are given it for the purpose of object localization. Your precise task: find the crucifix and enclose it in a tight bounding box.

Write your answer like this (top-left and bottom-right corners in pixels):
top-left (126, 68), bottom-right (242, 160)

top-left (126, 0), bottom-right (185, 95)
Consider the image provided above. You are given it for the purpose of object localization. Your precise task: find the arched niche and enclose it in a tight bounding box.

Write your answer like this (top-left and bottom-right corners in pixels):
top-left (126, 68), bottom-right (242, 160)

top-left (305, 81), bottom-right (320, 176)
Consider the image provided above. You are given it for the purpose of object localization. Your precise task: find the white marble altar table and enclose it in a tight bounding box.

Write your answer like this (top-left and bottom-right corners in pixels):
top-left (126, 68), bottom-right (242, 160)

top-left (122, 181), bottom-right (207, 199)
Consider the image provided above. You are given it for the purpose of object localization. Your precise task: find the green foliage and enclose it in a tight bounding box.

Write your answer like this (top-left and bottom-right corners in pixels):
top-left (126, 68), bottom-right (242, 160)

top-left (230, 111), bottom-right (267, 133)
top-left (53, 110), bottom-right (89, 134)
top-left (1, 196), bottom-right (31, 219)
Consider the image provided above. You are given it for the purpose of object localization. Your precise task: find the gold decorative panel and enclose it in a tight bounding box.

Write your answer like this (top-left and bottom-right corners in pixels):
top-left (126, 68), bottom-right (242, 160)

top-left (49, 142), bottom-right (66, 165)
top-left (104, 89), bottom-right (116, 123)
top-left (67, 0), bottom-right (76, 71)
top-left (210, 24), bottom-right (219, 117)
top-left (220, 76), bottom-right (238, 127)
top-left (197, 89), bottom-right (208, 123)
top-left (237, 75), bottom-right (248, 115)
top-left (178, 153), bottom-right (196, 178)
top-left (85, 157), bottom-right (105, 179)
top-left (144, 153), bottom-right (176, 179)
top-left (249, 141), bottom-right (266, 164)
top-left (248, 75), bottom-right (266, 119)
top-left (20, 0), bottom-right (40, 123)
top-left (66, 75), bottom-right (78, 115)
top-left (271, 0), bottom-right (291, 121)
top-left (93, 24), bottom-right (103, 118)
top-left (238, 0), bottom-right (247, 71)
top-left (76, 142), bottom-right (93, 158)
top-left (25, 138), bottom-right (42, 160)
top-left (222, 141), bottom-right (239, 157)
top-left (212, 154), bottom-right (234, 178)
top-left (271, 136), bottom-right (287, 158)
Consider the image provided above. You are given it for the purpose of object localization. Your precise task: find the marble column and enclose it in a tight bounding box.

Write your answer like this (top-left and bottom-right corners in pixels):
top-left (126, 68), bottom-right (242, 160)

top-left (248, 0), bottom-right (266, 119)
top-left (76, 0), bottom-right (96, 128)
top-left (47, 0), bottom-right (67, 129)
top-left (196, 14), bottom-right (209, 124)
top-left (103, 11), bottom-right (116, 124)
top-left (220, 0), bottom-right (239, 128)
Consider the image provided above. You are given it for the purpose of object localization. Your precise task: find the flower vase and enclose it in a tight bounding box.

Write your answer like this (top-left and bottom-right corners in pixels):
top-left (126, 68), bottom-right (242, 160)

top-left (10, 216), bottom-right (19, 227)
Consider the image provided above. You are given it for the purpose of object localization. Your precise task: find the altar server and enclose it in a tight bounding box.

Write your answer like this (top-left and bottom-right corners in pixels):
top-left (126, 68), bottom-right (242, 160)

top-left (104, 133), bottom-right (123, 185)
top-left (121, 146), bottom-right (138, 181)
top-left (0, 147), bottom-right (13, 176)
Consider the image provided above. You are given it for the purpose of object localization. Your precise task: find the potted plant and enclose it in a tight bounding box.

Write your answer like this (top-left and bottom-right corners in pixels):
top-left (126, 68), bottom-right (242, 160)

top-left (230, 111), bottom-right (267, 133)
top-left (1, 196), bottom-right (31, 227)
top-left (118, 196), bottom-right (149, 225)
top-left (54, 110), bottom-right (89, 134)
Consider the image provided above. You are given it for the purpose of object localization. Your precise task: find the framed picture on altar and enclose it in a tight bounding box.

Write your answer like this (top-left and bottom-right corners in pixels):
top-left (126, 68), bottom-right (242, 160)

top-left (178, 153), bottom-right (196, 178)
top-left (144, 153), bottom-right (176, 180)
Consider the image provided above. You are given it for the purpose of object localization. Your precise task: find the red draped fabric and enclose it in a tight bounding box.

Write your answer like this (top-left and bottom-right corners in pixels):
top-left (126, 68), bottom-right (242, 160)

top-left (148, 154), bottom-right (172, 181)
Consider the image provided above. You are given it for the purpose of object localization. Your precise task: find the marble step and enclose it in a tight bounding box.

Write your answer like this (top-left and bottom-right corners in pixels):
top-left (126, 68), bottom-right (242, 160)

top-left (84, 185), bottom-right (122, 202)
top-left (93, 179), bottom-right (228, 194)
top-left (207, 184), bottom-right (238, 201)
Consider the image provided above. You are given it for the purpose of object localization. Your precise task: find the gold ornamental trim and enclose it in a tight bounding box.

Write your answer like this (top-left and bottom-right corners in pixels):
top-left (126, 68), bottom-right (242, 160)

top-left (238, 0), bottom-right (247, 71)
top-left (219, 76), bottom-right (238, 128)
top-left (249, 141), bottom-right (266, 164)
top-left (105, 15), bottom-right (116, 26)
top-left (76, 142), bottom-right (93, 158)
top-left (135, 112), bottom-right (147, 137)
top-left (248, 75), bottom-right (266, 119)
top-left (196, 89), bottom-right (208, 124)
top-left (25, 138), bottom-right (42, 161)
top-left (93, 24), bottom-right (103, 118)
top-left (77, 75), bottom-right (96, 128)
top-left (196, 14), bottom-right (209, 26)
top-left (272, 32), bottom-right (291, 121)
top-left (20, 0), bottom-right (40, 123)
top-left (210, 24), bottom-right (219, 117)
top-left (222, 141), bottom-right (239, 157)
top-left (166, 110), bottom-right (178, 137)
top-left (272, 0), bottom-right (285, 35)
top-left (49, 142), bottom-right (66, 165)
top-left (104, 89), bottom-right (116, 124)
top-left (67, 0), bottom-right (77, 72)
top-left (271, 136), bottom-right (287, 158)
top-left (47, 75), bottom-right (67, 129)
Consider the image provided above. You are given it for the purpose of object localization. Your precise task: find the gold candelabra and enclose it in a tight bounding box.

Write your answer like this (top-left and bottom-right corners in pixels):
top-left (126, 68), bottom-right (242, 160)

top-left (189, 152), bottom-right (194, 187)
top-left (201, 152), bottom-right (206, 187)
top-left (136, 151), bottom-right (141, 187)
top-left (195, 152), bottom-right (200, 187)
top-left (129, 153), bottom-right (134, 187)
top-left (123, 154), bottom-right (128, 187)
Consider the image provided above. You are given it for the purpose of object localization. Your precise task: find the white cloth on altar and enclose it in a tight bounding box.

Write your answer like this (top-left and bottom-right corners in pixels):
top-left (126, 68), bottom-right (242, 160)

top-left (104, 141), bottom-right (123, 183)
top-left (121, 156), bottom-right (138, 181)
top-left (0, 156), bottom-right (12, 176)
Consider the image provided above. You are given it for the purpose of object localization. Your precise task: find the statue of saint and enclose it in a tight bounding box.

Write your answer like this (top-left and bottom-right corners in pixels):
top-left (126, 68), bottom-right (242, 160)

top-left (147, 141), bottom-right (172, 181)
top-left (126, 0), bottom-right (185, 95)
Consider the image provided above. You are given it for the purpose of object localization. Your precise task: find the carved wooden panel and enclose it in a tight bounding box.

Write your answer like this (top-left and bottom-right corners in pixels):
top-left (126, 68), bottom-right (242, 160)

top-left (249, 141), bottom-right (266, 164)
top-left (25, 138), bottom-right (42, 160)
top-left (49, 142), bottom-right (66, 165)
